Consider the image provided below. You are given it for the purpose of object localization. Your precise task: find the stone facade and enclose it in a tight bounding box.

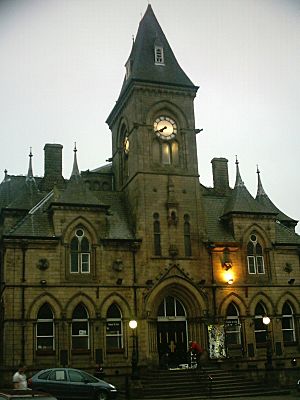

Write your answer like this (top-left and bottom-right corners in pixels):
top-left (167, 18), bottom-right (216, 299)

top-left (0, 4), bottom-right (300, 386)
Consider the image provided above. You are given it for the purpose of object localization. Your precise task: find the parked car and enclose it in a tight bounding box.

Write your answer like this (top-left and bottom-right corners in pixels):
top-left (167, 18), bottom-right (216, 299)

top-left (28, 368), bottom-right (117, 400)
top-left (0, 389), bottom-right (57, 400)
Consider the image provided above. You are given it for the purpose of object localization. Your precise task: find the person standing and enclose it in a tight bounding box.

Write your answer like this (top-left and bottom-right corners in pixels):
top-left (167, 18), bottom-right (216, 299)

top-left (13, 364), bottom-right (27, 389)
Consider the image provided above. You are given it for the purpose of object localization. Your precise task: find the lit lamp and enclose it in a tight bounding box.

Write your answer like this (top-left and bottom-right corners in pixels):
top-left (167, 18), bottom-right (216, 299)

top-left (129, 319), bottom-right (139, 379)
top-left (263, 315), bottom-right (272, 369)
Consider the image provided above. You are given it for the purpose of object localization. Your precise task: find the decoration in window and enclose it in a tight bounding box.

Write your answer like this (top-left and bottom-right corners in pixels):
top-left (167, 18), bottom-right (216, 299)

top-left (70, 228), bottom-right (90, 274)
top-left (106, 304), bottom-right (123, 351)
top-left (36, 303), bottom-right (54, 351)
top-left (225, 303), bottom-right (241, 345)
top-left (71, 304), bottom-right (89, 350)
top-left (282, 302), bottom-right (296, 344)
top-left (247, 234), bottom-right (265, 274)
top-left (153, 213), bottom-right (161, 256)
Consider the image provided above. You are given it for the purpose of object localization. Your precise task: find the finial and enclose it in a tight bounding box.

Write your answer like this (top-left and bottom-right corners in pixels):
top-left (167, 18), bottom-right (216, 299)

top-left (26, 146), bottom-right (34, 181)
top-left (4, 169), bottom-right (8, 182)
top-left (256, 164), bottom-right (266, 196)
top-left (234, 156), bottom-right (244, 187)
top-left (70, 142), bottom-right (80, 179)
top-left (256, 164), bottom-right (260, 174)
top-left (132, 34), bottom-right (135, 43)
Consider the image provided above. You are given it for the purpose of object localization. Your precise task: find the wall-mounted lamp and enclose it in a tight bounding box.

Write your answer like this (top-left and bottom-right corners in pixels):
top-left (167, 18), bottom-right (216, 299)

top-left (227, 278), bottom-right (234, 285)
top-left (40, 279), bottom-right (47, 285)
top-left (222, 248), bottom-right (232, 270)
top-left (116, 278), bottom-right (123, 285)
top-left (288, 278), bottom-right (295, 285)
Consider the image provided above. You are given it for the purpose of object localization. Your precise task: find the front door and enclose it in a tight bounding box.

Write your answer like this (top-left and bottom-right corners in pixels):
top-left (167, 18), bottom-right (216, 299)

top-left (157, 296), bottom-right (188, 368)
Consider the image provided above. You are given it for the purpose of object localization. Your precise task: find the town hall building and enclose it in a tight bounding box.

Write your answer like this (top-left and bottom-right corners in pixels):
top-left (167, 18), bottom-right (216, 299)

top-left (0, 4), bottom-right (299, 385)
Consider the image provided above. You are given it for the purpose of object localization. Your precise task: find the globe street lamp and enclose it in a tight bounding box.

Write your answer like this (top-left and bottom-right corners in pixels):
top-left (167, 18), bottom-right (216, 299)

top-left (263, 316), bottom-right (272, 369)
top-left (129, 319), bottom-right (139, 379)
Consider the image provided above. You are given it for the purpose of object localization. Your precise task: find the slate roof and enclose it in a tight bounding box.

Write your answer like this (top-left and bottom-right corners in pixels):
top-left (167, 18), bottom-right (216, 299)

top-left (255, 169), bottom-right (297, 227)
top-left (119, 5), bottom-right (196, 97)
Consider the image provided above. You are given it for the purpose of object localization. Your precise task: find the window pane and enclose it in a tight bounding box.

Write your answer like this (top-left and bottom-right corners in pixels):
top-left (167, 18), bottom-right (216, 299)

top-left (72, 321), bottom-right (88, 335)
top-left (166, 296), bottom-right (175, 316)
top-left (71, 237), bottom-right (78, 250)
top-left (69, 370), bottom-right (85, 382)
top-left (162, 143), bottom-right (170, 164)
top-left (247, 256), bottom-right (256, 274)
top-left (73, 305), bottom-right (88, 319)
top-left (256, 256), bottom-right (265, 274)
top-left (71, 253), bottom-right (78, 273)
top-left (37, 322), bottom-right (53, 336)
top-left (81, 253), bottom-right (90, 272)
top-left (37, 337), bottom-right (53, 350)
top-left (81, 237), bottom-right (90, 252)
top-left (72, 336), bottom-right (89, 349)
top-left (283, 330), bottom-right (295, 343)
top-left (282, 316), bottom-right (292, 329)
top-left (37, 304), bottom-right (53, 319)
top-left (172, 142), bottom-right (179, 165)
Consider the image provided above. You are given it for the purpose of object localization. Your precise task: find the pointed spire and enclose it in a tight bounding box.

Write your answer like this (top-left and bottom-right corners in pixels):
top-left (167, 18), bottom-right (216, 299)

top-left (26, 147), bottom-right (34, 182)
top-left (4, 169), bottom-right (9, 182)
top-left (234, 156), bottom-right (244, 187)
top-left (70, 142), bottom-right (80, 179)
top-left (256, 165), bottom-right (266, 197)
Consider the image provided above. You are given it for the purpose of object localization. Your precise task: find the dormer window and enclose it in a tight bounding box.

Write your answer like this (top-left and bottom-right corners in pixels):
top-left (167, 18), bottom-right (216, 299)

top-left (155, 46), bottom-right (164, 65)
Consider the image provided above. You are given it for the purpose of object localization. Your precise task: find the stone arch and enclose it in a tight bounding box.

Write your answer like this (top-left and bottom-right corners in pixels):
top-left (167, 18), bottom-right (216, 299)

top-left (62, 216), bottom-right (98, 245)
top-left (100, 292), bottom-right (131, 320)
top-left (27, 292), bottom-right (62, 320)
top-left (241, 223), bottom-right (271, 249)
top-left (116, 116), bottom-right (130, 150)
top-left (248, 292), bottom-right (275, 316)
top-left (64, 292), bottom-right (97, 319)
top-left (276, 292), bottom-right (300, 315)
top-left (144, 277), bottom-right (208, 319)
top-left (146, 100), bottom-right (189, 130)
top-left (218, 292), bottom-right (248, 317)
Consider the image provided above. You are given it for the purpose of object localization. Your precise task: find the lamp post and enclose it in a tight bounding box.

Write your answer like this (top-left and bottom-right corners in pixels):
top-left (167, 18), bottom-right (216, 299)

top-left (129, 319), bottom-right (139, 379)
top-left (263, 316), bottom-right (273, 369)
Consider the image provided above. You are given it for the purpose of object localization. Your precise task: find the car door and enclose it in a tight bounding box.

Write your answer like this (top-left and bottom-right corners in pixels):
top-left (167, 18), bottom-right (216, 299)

top-left (46, 369), bottom-right (70, 399)
top-left (66, 370), bottom-right (94, 400)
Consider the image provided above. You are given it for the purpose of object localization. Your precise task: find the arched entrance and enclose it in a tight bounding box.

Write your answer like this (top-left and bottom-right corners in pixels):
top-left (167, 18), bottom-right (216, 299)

top-left (157, 296), bottom-right (187, 367)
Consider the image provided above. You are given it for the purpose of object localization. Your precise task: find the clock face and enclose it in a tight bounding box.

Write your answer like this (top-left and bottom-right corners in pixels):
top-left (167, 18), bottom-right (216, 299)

top-left (124, 136), bottom-right (129, 155)
top-left (153, 116), bottom-right (177, 140)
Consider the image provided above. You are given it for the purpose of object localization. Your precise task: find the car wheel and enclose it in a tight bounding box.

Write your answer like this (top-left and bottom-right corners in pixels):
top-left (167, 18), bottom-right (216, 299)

top-left (97, 391), bottom-right (108, 400)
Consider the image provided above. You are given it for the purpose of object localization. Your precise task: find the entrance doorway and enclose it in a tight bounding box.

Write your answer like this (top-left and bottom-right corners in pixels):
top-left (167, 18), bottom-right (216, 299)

top-left (157, 296), bottom-right (188, 368)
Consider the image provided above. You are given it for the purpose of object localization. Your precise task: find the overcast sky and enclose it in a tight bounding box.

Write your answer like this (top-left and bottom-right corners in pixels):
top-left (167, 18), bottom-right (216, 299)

top-left (0, 0), bottom-right (299, 233)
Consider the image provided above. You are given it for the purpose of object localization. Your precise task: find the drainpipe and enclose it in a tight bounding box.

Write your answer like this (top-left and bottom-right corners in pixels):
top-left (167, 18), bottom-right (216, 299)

top-left (21, 240), bottom-right (28, 363)
top-left (207, 243), bottom-right (217, 321)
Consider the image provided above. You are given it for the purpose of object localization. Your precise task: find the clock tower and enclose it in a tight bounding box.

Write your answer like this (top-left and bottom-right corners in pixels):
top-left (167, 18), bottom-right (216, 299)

top-left (106, 5), bottom-right (205, 250)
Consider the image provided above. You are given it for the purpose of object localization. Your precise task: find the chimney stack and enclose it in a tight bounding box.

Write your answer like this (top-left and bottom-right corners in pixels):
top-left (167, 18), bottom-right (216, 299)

top-left (211, 157), bottom-right (229, 195)
top-left (42, 144), bottom-right (64, 190)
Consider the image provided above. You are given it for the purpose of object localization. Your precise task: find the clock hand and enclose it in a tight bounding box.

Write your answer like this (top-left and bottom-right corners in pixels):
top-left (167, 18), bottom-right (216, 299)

top-left (159, 126), bottom-right (167, 132)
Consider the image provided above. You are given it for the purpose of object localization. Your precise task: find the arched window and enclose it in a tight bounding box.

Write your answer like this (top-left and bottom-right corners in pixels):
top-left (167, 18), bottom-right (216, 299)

top-left (247, 234), bottom-right (265, 274)
top-left (70, 228), bottom-right (90, 274)
top-left (158, 296), bottom-right (186, 318)
top-left (36, 303), bottom-right (54, 351)
top-left (225, 303), bottom-right (241, 345)
top-left (153, 213), bottom-right (161, 256)
top-left (184, 214), bottom-right (192, 256)
top-left (152, 139), bottom-right (179, 166)
top-left (120, 123), bottom-right (129, 182)
top-left (106, 304), bottom-right (123, 351)
top-left (282, 302), bottom-right (296, 344)
top-left (254, 302), bottom-right (268, 344)
top-left (72, 304), bottom-right (89, 350)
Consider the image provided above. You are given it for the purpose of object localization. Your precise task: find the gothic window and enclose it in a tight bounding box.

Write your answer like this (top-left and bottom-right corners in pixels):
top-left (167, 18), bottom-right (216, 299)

top-left (153, 140), bottom-right (179, 166)
top-left (106, 304), bottom-right (123, 351)
top-left (36, 303), bottom-right (54, 351)
top-left (154, 46), bottom-right (164, 64)
top-left (282, 302), bottom-right (296, 344)
top-left (158, 296), bottom-right (186, 318)
top-left (70, 228), bottom-right (90, 274)
top-left (254, 302), bottom-right (268, 344)
top-left (153, 213), bottom-right (161, 256)
top-left (71, 304), bottom-right (89, 350)
top-left (184, 214), bottom-right (192, 256)
top-left (247, 234), bottom-right (265, 274)
top-left (225, 303), bottom-right (241, 345)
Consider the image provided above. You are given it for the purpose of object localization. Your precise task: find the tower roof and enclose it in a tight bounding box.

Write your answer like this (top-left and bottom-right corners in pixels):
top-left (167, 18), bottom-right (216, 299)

top-left (222, 159), bottom-right (274, 217)
top-left (120, 5), bottom-right (196, 96)
top-left (256, 167), bottom-right (297, 228)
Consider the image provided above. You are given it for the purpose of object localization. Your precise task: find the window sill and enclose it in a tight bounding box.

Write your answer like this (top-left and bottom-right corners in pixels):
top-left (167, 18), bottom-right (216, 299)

top-left (106, 348), bottom-right (125, 354)
top-left (71, 349), bottom-right (91, 355)
top-left (36, 350), bottom-right (55, 356)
